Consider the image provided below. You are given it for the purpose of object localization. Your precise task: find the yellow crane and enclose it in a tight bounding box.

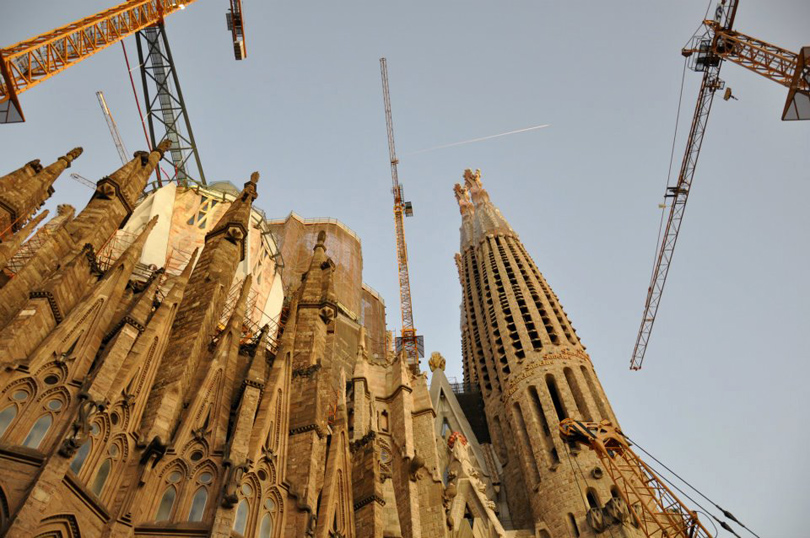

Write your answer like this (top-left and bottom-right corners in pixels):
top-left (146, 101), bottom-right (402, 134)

top-left (630, 0), bottom-right (809, 370)
top-left (380, 58), bottom-right (422, 371)
top-left (559, 419), bottom-right (713, 537)
top-left (0, 0), bottom-right (199, 124)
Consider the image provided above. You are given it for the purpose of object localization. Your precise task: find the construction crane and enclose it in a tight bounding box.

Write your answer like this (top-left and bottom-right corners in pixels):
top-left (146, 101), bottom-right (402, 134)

top-left (70, 173), bottom-right (96, 190)
top-left (135, 23), bottom-right (207, 185)
top-left (630, 0), bottom-right (810, 370)
top-left (380, 58), bottom-right (422, 372)
top-left (559, 419), bottom-right (713, 538)
top-left (97, 91), bottom-right (129, 165)
top-left (0, 0), bottom-right (200, 124)
top-left (226, 0), bottom-right (247, 60)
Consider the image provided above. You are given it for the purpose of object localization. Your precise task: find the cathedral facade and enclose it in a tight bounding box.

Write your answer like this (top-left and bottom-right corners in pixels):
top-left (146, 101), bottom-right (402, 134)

top-left (0, 145), bottom-right (641, 537)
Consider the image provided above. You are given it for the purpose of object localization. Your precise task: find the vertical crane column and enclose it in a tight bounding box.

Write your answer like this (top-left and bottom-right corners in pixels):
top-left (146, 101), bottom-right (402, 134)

top-left (380, 58), bottom-right (422, 371)
top-left (136, 23), bottom-right (206, 186)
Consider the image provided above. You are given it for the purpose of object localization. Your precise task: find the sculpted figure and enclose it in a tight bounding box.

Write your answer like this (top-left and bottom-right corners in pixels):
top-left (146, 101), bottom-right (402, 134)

top-left (428, 351), bottom-right (446, 372)
top-left (463, 168), bottom-right (490, 205)
top-left (453, 183), bottom-right (474, 217)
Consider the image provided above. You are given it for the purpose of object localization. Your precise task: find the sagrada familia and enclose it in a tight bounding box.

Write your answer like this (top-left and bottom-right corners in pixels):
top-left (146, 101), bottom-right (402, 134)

top-left (0, 143), bottom-right (647, 537)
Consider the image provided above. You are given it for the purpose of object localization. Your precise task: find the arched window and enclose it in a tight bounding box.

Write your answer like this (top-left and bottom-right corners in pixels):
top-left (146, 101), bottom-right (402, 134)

top-left (545, 374), bottom-right (567, 422)
top-left (69, 440), bottom-right (92, 474)
top-left (155, 486), bottom-right (177, 521)
top-left (380, 410), bottom-right (389, 432)
top-left (512, 403), bottom-right (540, 483)
top-left (581, 365), bottom-right (608, 420)
top-left (259, 513), bottom-right (273, 538)
top-left (586, 488), bottom-right (600, 510)
top-left (90, 459), bottom-right (112, 496)
top-left (568, 513), bottom-right (580, 537)
top-left (441, 418), bottom-right (451, 437)
top-left (188, 487), bottom-right (208, 522)
top-left (0, 405), bottom-right (17, 438)
top-left (22, 414), bottom-right (52, 448)
top-left (564, 367), bottom-right (592, 422)
top-left (233, 499), bottom-right (249, 534)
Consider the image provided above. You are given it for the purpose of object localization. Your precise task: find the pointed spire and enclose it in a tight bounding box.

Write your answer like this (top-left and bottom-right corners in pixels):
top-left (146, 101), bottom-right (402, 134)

top-left (95, 140), bottom-right (170, 217)
top-left (0, 159), bottom-right (43, 188)
top-left (0, 210), bottom-right (48, 271)
top-left (244, 324), bottom-right (270, 386)
top-left (205, 171), bottom-right (260, 260)
top-left (0, 148), bottom-right (82, 232)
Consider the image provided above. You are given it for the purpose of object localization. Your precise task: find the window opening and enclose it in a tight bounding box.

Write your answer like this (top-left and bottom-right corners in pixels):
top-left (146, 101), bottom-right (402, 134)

top-left (22, 414), bottom-right (52, 448)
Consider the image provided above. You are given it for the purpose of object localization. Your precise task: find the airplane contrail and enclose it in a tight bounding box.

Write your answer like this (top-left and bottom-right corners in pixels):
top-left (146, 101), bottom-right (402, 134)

top-left (404, 124), bottom-right (551, 156)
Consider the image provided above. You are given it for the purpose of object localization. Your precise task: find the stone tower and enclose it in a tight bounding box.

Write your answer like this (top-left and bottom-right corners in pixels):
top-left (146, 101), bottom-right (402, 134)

top-left (454, 169), bottom-right (637, 537)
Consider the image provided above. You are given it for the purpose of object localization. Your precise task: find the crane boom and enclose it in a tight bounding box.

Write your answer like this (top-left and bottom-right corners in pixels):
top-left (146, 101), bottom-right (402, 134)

top-left (559, 419), bottom-right (712, 538)
top-left (630, 67), bottom-right (723, 370)
top-left (97, 91), bottom-right (130, 165)
top-left (0, 0), bottom-right (199, 123)
top-left (380, 58), bottom-right (421, 371)
top-left (633, 0), bottom-right (810, 369)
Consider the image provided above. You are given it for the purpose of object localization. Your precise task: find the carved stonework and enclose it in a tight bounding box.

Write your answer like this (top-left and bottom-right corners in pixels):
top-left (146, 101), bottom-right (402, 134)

top-left (428, 351), bottom-right (446, 372)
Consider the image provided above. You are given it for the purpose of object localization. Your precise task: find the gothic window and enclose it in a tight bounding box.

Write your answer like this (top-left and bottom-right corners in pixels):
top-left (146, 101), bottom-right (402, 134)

top-left (0, 405), bottom-right (17, 438)
top-left (441, 418), bottom-right (451, 438)
top-left (258, 513), bottom-right (273, 538)
top-left (69, 439), bottom-right (92, 475)
top-left (155, 486), bottom-right (177, 521)
top-left (586, 488), bottom-right (600, 510)
top-left (187, 487), bottom-right (208, 522)
top-left (70, 422), bottom-right (100, 478)
top-left (564, 367), bottom-right (592, 422)
top-left (90, 458), bottom-right (111, 496)
top-left (22, 414), bottom-right (52, 449)
top-left (233, 498), bottom-right (249, 535)
top-left (545, 374), bottom-right (567, 422)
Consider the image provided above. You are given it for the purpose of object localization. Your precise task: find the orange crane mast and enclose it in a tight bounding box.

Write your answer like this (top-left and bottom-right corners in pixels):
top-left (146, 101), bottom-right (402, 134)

top-left (630, 0), bottom-right (809, 370)
top-left (0, 0), bottom-right (199, 124)
top-left (380, 58), bottom-right (422, 372)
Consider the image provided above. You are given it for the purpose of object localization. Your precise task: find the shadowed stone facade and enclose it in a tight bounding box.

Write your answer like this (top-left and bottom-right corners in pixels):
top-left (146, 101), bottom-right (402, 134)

top-left (0, 147), bottom-right (646, 538)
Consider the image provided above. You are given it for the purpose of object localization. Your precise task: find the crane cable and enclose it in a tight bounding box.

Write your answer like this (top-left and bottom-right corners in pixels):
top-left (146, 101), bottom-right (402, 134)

top-left (624, 435), bottom-right (760, 538)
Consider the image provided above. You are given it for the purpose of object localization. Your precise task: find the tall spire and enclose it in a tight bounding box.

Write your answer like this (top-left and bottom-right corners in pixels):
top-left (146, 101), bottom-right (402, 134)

top-left (461, 168), bottom-right (514, 244)
top-left (205, 171), bottom-right (259, 260)
top-left (454, 167), bottom-right (622, 536)
top-left (0, 148), bottom-right (81, 234)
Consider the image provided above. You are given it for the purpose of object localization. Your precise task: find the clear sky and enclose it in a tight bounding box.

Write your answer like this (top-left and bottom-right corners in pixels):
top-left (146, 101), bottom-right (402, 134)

top-left (2, 1), bottom-right (808, 534)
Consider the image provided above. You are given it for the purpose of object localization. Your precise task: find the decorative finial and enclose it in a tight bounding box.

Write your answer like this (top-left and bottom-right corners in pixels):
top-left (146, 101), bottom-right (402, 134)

top-left (249, 171), bottom-right (259, 185)
top-left (316, 230), bottom-right (327, 247)
top-left (57, 148), bottom-right (82, 168)
top-left (156, 139), bottom-right (172, 157)
top-left (453, 183), bottom-right (474, 216)
top-left (428, 351), bottom-right (446, 372)
top-left (463, 168), bottom-right (489, 205)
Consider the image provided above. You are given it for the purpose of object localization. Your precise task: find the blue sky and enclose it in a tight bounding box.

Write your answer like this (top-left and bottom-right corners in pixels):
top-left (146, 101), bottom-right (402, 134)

top-left (2, 1), bottom-right (808, 534)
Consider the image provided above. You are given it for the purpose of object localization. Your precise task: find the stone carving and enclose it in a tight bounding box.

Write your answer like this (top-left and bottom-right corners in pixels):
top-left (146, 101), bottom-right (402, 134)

top-left (408, 450), bottom-right (426, 482)
top-left (453, 183), bottom-right (474, 216)
top-left (58, 394), bottom-right (100, 457)
top-left (463, 168), bottom-right (490, 205)
top-left (586, 506), bottom-right (607, 533)
top-left (221, 460), bottom-right (249, 507)
top-left (604, 496), bottom-right (631, 524)
top-left (428, 351), bottom-right (446, 372)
